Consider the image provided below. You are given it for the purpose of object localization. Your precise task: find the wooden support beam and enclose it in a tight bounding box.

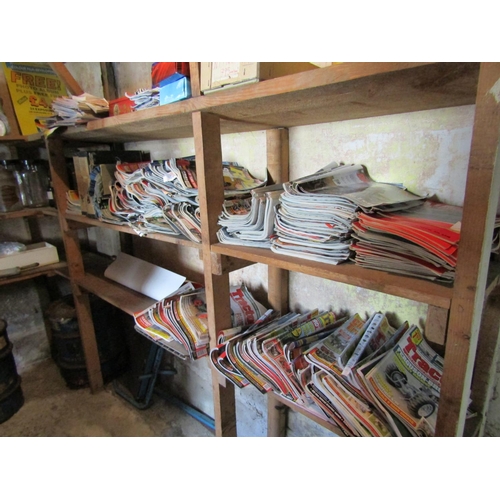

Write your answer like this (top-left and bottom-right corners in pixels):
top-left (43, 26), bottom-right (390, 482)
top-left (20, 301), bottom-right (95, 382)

top-left (436, 63), bottom-right (500, 436)
top-left (48, 63), bottom-right (84, 96)
top-left (189, 63), bottom-right (201, 97)
top-left (100, 62), bottom-right (118, 101)
top-left (46, 134), bottom-right (103, 392)
top-left (470, 292), bottom-right (500, 436)
top-left (210, 252), bottom-right (253, 275)
top-left (193, 110), bottom-right (237, 437)
top-left (266, 127), bottom-right (290, 437)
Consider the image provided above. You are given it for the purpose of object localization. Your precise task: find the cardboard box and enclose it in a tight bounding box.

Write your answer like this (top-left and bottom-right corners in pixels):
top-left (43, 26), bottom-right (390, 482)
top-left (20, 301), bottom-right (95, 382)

top-left (0, 242), bottom-right (59, 271)
top-left (200, 62), bottom-right (318, 93)
top-left (159, 74), bottom-right (191, 105)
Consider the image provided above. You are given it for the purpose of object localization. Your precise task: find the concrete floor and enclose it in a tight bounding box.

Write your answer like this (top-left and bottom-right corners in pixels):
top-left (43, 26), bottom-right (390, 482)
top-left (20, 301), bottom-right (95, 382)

top-left (0, 358), bottom-right (214, 437)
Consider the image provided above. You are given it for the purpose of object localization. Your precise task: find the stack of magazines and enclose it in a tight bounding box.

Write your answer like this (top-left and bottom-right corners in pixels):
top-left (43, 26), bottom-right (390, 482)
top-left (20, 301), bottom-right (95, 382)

top-left (270, 162), bottom-right (425, 265)
top-left (351, 200), bottom-right (462, 282)
top-left (210, 306), bottom-right (465, 437)
top-left (217, 184), bottom-right (283, 247)
top-left (134, 283), bottom-right (266, 360)
top-left (86, 157), bottom-right (265, 242)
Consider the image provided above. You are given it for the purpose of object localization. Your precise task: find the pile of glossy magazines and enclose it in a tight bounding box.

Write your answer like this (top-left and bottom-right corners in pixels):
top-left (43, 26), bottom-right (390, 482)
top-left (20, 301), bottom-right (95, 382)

top-left (210, 306), bottom-right (474, 437)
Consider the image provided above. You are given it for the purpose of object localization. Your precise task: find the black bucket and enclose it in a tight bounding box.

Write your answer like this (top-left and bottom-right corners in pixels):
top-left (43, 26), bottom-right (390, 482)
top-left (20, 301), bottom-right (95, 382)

top-left (0, 376), bottom-right (24, 424)
top-left (0, 319), bottom-right (24, 424)
top-left (0, 343), bottom-right (19, 395)
top-left (45, 295), bottom-right (129, 389)
top-left (0, 319), bottom-right (10, 355)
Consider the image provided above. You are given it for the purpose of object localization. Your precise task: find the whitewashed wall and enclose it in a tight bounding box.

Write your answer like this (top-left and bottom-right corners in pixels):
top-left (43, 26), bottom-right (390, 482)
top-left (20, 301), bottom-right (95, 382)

top-left (67, 63), bottom-right (499, 436)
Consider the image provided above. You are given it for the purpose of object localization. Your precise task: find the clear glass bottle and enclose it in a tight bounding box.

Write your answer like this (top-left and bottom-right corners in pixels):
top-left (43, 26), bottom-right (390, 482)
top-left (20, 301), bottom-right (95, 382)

top-left (14, 160), bottom-right (49, 208)
top-left (0, 160), bottom-right (22, 212)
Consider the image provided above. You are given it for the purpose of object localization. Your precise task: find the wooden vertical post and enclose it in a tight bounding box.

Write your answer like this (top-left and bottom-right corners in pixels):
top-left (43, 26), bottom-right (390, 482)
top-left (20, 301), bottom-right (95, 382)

top-left (189, 63), bottom-right (201, 98)
top-left (266, 128), bottom-right (290, 437)
top-left (436, 63), bottom-right (500, 436)
top-left (470, 291), bottom-right (500, 436)
top-left (46, 134), bottom-right (103, 393)
top-left (193, 111), bottom-right (237, 437)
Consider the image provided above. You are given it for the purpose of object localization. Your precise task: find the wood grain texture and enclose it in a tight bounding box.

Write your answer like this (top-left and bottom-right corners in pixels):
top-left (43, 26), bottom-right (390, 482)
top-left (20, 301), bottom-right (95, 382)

top-left (60, 63), bottom-right (480, 144)
top-left (193, 111), bottom-right (237, 436)
top-left (470, 293), bottom-right (500, 436)
top-left (425, 305), bottom-right (449, 346)
top-left (213, 243), bottom-right (453, 308)
top-left (436, 63), bottom-right (500, 436)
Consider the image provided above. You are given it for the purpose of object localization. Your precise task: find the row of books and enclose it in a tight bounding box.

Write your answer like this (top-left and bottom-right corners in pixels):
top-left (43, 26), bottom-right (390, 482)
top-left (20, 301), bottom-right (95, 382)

top-left (210, 307), bottom-right (458, 437)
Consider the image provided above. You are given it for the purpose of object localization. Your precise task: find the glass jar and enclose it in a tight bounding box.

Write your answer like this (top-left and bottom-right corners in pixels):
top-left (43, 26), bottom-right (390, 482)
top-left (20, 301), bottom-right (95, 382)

top-left (0, 160), bottom-right (22, 212)
top-left (14, 160), bottom-right (49, 208)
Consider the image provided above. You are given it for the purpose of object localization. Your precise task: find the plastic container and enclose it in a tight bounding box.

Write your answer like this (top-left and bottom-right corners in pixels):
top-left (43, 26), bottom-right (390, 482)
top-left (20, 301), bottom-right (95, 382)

top-left (14, 160), bottom-right (49, 208)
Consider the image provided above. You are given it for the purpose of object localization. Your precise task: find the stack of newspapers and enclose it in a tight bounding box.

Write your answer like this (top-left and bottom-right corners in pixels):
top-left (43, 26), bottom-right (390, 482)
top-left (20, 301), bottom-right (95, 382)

top-left (210, 306), bottom-right (460, 437)
top-left (270, 162), bottom-right (425, 265)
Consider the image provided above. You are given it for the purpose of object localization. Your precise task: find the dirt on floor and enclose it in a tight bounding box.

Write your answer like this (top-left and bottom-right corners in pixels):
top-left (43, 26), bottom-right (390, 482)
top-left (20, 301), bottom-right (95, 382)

top-left (0, 358), bottom-right (214, 438)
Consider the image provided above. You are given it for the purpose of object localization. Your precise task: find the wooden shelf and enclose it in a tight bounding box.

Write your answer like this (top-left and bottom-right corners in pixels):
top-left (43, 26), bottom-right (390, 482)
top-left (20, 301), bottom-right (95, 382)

top-left (73, 270), bottom-right (157, 316)
top-left (60, 63), bottom-right (479, 144)
top-left (0, 132), bottom-right (44, 143)
top-left (55, 252), bottom-right (158, 315)
top-left (65, 212), bottom-right (201, 249)
top-left (0, 261), bottom-right (68, 286)
top-left (272, 393), bottom-right (343, 436)
top-left (212, 242), bottom-right (454, 309)
top-left (0, 207), bottom-right (58, 220)
top-left (43, 62), bottom-right (500, 437)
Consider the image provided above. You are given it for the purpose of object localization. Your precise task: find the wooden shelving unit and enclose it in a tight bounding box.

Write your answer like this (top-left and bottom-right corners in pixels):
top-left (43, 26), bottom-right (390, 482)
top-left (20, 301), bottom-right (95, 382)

top-left (42, 62), bottom-right (500, 437)
top-left (0, 207), bottom-right (67, 285)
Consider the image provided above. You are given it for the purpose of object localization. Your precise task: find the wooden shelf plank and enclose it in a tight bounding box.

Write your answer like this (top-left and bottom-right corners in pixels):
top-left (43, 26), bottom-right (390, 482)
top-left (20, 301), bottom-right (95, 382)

top-left (212, 243), bottom-right (454, 309)
top-left (65, 212), bottom-right (201, 249)
top-left (59, 63), bottom-right (479, 144)
top-left (0, 207), bottom-right (58, 220)
top-left (73, 271), bottom-right (157, 316)
top-left (271, 393), bottom-right (343, 436)
top-left (0, 261), bottom-right (67, 286)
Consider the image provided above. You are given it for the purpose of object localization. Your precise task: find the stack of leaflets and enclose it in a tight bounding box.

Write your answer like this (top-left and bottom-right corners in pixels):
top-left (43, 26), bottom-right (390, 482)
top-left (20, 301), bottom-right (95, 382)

top-left (217, 184), bottom-right (283, 247)
top-left (134, 283), bottom-right (267, 360)
top-left (36, 93), bottom-right (109, 129)
top-left (351, 200), bottom-right (462, 282)
top-left (125, 88), bottom-right (160, 111)
top-left (270, 162), bottom-right (425, 265)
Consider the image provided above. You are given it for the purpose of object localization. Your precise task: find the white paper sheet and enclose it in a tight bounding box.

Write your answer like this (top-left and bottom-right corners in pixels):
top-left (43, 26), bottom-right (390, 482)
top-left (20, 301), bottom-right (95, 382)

top-left (104, 252), bottom-right (186, 300)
